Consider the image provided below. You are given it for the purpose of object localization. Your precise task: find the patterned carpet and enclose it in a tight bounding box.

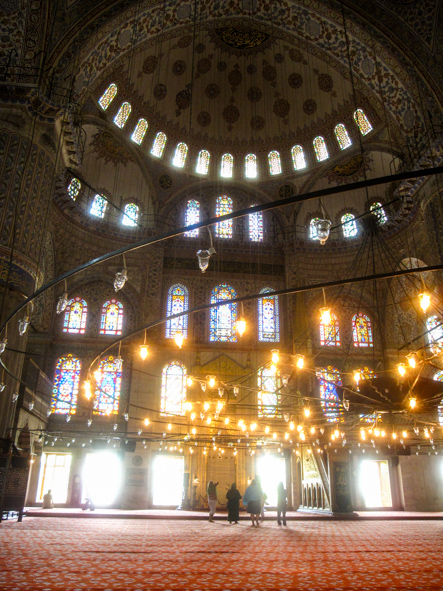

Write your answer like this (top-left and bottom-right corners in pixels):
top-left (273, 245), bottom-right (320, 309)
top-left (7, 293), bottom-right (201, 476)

top-left (1, 517), bottom-right (443, 590)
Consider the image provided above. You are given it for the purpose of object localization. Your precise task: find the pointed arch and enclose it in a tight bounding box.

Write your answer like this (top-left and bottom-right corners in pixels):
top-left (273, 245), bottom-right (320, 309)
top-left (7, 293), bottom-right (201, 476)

top-left (173, 142), bottom-right (188, 168)
top-left (51, 355), bottom-right (81, 415)
top-left (151, 132), bottom-right (167, 157)
top-left (184, 199), bottom-right (200, 237)
top-left (161, 361), bottom-right (187, 416)
top-left (313, 136), bottom-right (329, 162)
top-left (113, 102), bottom-right (131, 128)
top-left (268, 150), bottom-right (282, 175)
top-left (258, 288), bottom-right (280, 342)
top-left (317, 366), bottom-right (342, 422)
top-left (122, 203), bottom-right (138, 226)
top-left (67, 178), bottom-right (81, 201)
top-left (100, 299), bottom-right (124, 335)
top-left (131, 119), bottom-right (148, 145)
top-left (215, 195), bottom-right (233, 238)
top-left (320, 313), bottom-right (340, 346)
top-left (221, 153), bottom-right (233, 178)
top-left (334, 124), bottom-right (352, 150)
top-left (165, 284), bottom-right (189, 339)
top-left (341, 213), bottom-right (358, 237)
top-left (90, 194), bottom-right (107, 218)
top-left (258, 366), bottom-right (281, 417)
top-left (245, 154), bottom-right (257, 179)
top-left (98, 83), bottom-right (117, 110)
top-left (63, 297), bottom-right (87, 334)
top-left (354, 109), bottom-right (373, 135)
top-left (94, 356), bottom-right (122, 415)
top-left (291, 145), bottom-right (306, 170)
top-left (210, 284), bottom-right (237, 342)
top-left (196, 150), bottom-right (210, 174)
top-left (352, 313), bottom-right (373, 347)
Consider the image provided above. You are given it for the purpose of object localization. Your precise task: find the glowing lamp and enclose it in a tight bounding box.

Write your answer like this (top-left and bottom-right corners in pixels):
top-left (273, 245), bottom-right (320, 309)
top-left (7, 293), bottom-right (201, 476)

top-left (191, 427), bottom-right (196, 435)
top-left (297, 424), bottom-right (302, 432)
top-left (310, 427), bottom-right (315, 434)
top-left (295, 355), bottom-right (305, 369)
top-left (402, 430), bottom-right (408, 438)
top-left (282, 374), bottom-right (289, 387)
top-left (174, 332), bottom-right (184, 349)
top-left (224, 417), bottom-right (230, 425)
top-left (233, 386), bottom-right (239, 396)
top-left (409, 397), bottom-right (417, 409)
top-left (251, 423), bottom-right (257, 431)
top-left (186, 377), bottom-right (193, 387)
top-left (203, 401), bottom-right (210, 411)
top-left (354, 371), bottom-right (361, 385)
top-left (236, 317), bottom-right (247, 337)
top-left (94, 370), bottom-right (102, 383)
top-left (406, 353), bottom-right (417, 369)
top-left (190, 412), bottom-right (196, 421)
top-left (300, 432), bottom-right (306, 441)
top-left (167, 423), bottom-right (172, 431)
top-left (289, 422), bottom-right (295, 431)
top-left (419, 292), bottom-right (431, 313)
top-left (320, 307), bottom-right (331, 326)
top-left (271, 349), bottom-right (280, 364)
top-left (83, 380), bottom-right (91, 400)
top-left (207, 417), bottom-right (212, 425)
top-left (273, 432), bottom-right (277, 439)
top-left (303, 407), bottom-right (310, 418)
top-left (285, 432), bottom-right (289, 440)
top-left (144, 418), bottom-right (150, 426)
top-left (360, 430), bottom-right (366, 441)
top-left (397, 363), bottom-right (406, 377)
top-left (139, 345), bottom-right (149, 360)
top-left (208, 376), bottom-right (216, 389)
top-left (270, 364), bottom-right (277, 376)
top-left (265, 426), bottom-right (270, 434)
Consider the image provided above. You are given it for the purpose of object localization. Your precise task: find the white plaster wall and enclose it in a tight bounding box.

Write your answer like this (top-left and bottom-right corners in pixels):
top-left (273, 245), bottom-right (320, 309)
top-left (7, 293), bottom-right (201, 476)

top-left (399, 455), bottom-right (443, 511)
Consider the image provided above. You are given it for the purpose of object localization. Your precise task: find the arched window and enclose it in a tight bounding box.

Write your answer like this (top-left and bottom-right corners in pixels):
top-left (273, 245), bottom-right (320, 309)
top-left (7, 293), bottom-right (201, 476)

top-left (268, 151), bottom-right (282, 175)
top-left (434, 371), bottom-right (443, 425)
top-left (122, 203), bottom-right (139, 226)
top-left (210, 284), bottom-right (237, 342)
top-left (342, 213), bottom-right (358, 238)
top-left (67, 178), bottom-right (81, 201)
top-left (184, 199), bottom-right (200, 237)
top-left (51, 355), bottom-right (81, 415)
top-left (151, 132), bottom-right (167, 158)
top-left (291, 145), bottom-right (306, 170)
top-left (90, 194), bottom-right (107, 218)
top-left (249, 206), bottom-right (263, 242)
top-left (352, 313), bottom-right (373, 347)
top-left (320, 313), bottom-right (340, 346)
top-left (215, 195), bottom-right (233, 238)
top-left (313, 136), bottom-right (329, 162)
top-left (258, 288), bottom-right (280, 342)
top-left (354, 109), bottom-right (373, 135)
top-left (334, 124), bottom-right (352, 150)
top-left (173, 142), bottom-right (188, 168)
top-left (370, 202), bottom-right (387, 225)
top-left (196, 150), bottom-right (210, 175)
top-left (426, 315), bottom-right (443, 352)
top-left (258, 367), bottom-right (281, 417)
top-left (63, 297), bottom-right (87, 334)
top-left (317, 366), bottom-right (342, 422)
top-left (98, 83), bottom-right (117, 110)
top-left (94, 356), bottom-right (122, 415)
top-left (100, 299), bottom-right (124, 335)
top-left (310, 217), bottom-right (320, 240)
top-left (221, 153), bottom-right (234, 178)
top-left (165, 284), bottom-right (189, 339)
top-left (245, 154), bottom-right (257, 179)
top-left (113, 102), bottom-right (131, 128)
top-left (131, 119), bottom-right (148, 145)
top-left (161, 361), bottom-right (187, 416)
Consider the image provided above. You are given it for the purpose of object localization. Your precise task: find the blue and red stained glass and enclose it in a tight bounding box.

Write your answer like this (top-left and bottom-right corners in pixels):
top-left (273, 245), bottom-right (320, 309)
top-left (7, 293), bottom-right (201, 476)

top-left (352, 313), bottom-right (373, 347)
top-left (184, 199), bottom-right (200, 237)
top-left (210, 284), bottom-right (237, 342)
top-left (94, 356), bottom-right (122, 415)
top-left (317, 366), bottom-right (342, 422)
top-left (258, 366), bottom-right (281, 417)
top-left (165, 284), bottom-right (188, 339)
top-left (320, 313), bottom-right (340, 346)
top-left (258, 288), bottom-right (279, 342)
top-left (63, 297), bottom-right (87, 334)
top-left (100, 299), bottom-right (123, 335)
top-left (249, 206), bottom-right (263, 242)
top-left (51, 355), bottom-right (81, 415)
top-left (215, 196), bottom-right (233, 238)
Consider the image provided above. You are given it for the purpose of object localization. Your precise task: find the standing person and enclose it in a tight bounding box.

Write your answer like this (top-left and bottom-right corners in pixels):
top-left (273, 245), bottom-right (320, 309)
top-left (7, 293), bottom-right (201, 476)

top-left (226, 483), bottom-right (242, 524)
top-left (277, 481), bottom-right (287, 526)
top-left (207, 480), bottom-right (218, 522)
top-left (255, 475), bottom-right (266, 521)
top-left (242, 479), bottom-right (262, 527)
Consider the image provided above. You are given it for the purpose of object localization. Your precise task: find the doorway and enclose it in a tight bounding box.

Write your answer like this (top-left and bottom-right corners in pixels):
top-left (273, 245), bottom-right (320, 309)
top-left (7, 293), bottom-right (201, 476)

top-left (37, 453), bottom-right (72, 504)
top-left (359, 459), bottom-right (392, 508)
top-left (82, 451), bottom-right (123, 507)
top-left (152, 455), bottom-right (184, 506)
top-left (257, 454), bottom-right (286, 506)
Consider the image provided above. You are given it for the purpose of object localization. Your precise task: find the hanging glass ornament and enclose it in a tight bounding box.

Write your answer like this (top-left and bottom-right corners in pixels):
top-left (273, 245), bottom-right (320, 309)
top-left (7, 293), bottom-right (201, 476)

top-left (196, 249), bottom-right (211, 273)
top-left (282, 374), bottom-right (289, 387)
top-left (315, 219), bottom-right (332, 245)
top-left (66, 414), bottom-right (71, 422)
top-left (114, 268), bottom-right (128, 292)
top-left (18, 316), bottom-right (29, 336)
top-left (29, 400), bottom-right (34, 411)
top-left (88, 419), bottom-right (92, 427)
top-left (0, 383), bottom-right (5, 392)
top-left (0, 338), bottom-right (7, 355)
top-left (124, 413), bottom-right (129, 421)
top-left (12, 392), bottom-right (19, 402)
top-left (114, 356), bottom-right (123, 371)
top-left (56, 292), bottom-right (69, 314)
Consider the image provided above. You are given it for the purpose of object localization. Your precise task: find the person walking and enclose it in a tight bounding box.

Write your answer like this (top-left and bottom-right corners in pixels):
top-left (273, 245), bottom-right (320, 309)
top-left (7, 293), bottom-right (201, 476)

top-left (242, 479), bottom-right (262, 527)
top-left (277, 481), bottom-right (287, 526)
top-left (226, 483), bottom-right (242, 524)
top-left (207, 480), bottom-right (218, 522)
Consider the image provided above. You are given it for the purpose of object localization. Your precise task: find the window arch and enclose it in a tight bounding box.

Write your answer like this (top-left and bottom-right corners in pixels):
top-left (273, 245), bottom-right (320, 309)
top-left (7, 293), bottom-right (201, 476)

top-left (434, 371), bottom-right (443, 425)
top-left (184, 199), bottom-right (200, 237)
top-left (165, 284), bottom-right (189, 339)
top-left (291, 145), bottom-right (306, 170)
top-left (258, 288), bottom-right (280, 342)
top-left (221, 153), bottom-right (234, 178)
top-left (249, 206), bottom-right (263, 242)
top-left (196, 150), bottom-right (210, 174)
top-left (313, 136), bottom-right (329, 162)
top-left (268, 151), bottom-right (282, 175)
top-left (51, 355), bottom-right (81, 415)
top-left (342, 213), bottom-right (358, 238)
top-left (334, 124), bottom-right (352, 150)
top-left (354, 109), bottom-right (373, 135)
top-left (245, 154), bottom-right (257, 179)
top-left (90, 194), bottom-right (107, 218)
top-left (98, 83), bottom-right (117, 110)
top-left (122, 203), bottom-right (139, 226)
top-left (94, 356), bottom-right (122, 415)
top-left (370, 202), bottom-right (387, 225)
top-left (215, 195), bottom-right (233, 238)
top-left (317, 367), bottom-right (342, 422)
top-left (320, 313), bottom-right (340, 346)
top-left (63, 297), bottom-right (87, 334)
top-left (161, 361), bottom-right (187, 416)
top-left (210, 284), bottom-right (237, 342)
top-left (352, 313), bottom-right (373, 347)
top-left (151, 132), bottom-right (167, 157)
top-left (131, 119), bottom-right (148, 145)
top-left (173, 142), bottom-right (188, 168)
top-left (100, 299), bottom-right (124, 335)
top-left (67, 178), bottom-right (81, 201)
top-left (426, 315), bottom-right (443, 351)
top-left (113, 102), bottom-right (131, 128)
top-left (310, 217), bottom-right (320, 240)
top-left (258, 366), bottom-right (281, 417)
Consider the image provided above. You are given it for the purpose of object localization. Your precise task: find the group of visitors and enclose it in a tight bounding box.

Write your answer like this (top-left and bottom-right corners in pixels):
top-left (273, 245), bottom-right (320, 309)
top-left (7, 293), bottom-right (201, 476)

top-left (206, 478), bottom-right (287, 526)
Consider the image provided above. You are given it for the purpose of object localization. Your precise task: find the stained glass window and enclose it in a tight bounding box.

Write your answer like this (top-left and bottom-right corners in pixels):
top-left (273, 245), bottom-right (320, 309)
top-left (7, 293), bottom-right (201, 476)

top-left (98, 83), bottom-right (117, 110)
top-left (90, 194), bottom-right (107, 218)
top-left (122, 203), bottom-right (138, 226)
top-left (426, 315), bottom-right (443, 352)
top-left (184, 199), bottom-right (200, 237)
top-left (320, 313), bottom-right (340, 346)
top-left (131, 119), bottom-right (148, 145)
top-left (67, 178), bottom-right (81, 201)
top-left (352, 313), bottom-right (373, 347)
top-left (291, 145), bottom-right (306, 170)
top-left (63, 297), bottom-right (87, 334)
top-left (354, 109), bottom-right (373, 135)
top-left (196, 150), bottom-right (210, 175)
top-left (313, 136), bottom-right (329, 162)
top-left (258, 288), bottom-right (280, 342)
top-left (151, 132), bottom-right (167, 158)
top-left (161, 361), bottom-right (187, 416)
top-left (434, 371), bottom-right (443, 425)
top-left (210, 284), bottom-right (237, 342)
top-left (245, 154), bottom-right (257, 179)
top-left (113, 102), bottom-right (131, 129)
top-left (334, 124), bottom-right (352, 150)
top-left (310, 217), bottom-right (320, 240)
top-left (215, 195), bottom-right (233, 239)
top-left (370, 202), bottom-right (387, 225)
top-left (165, 284), bottom-right (189, 339)
top-left (93, 356), bottom-right (121, 415)
top-left (258, 367), bottom-right (281, 417)
top-left (268, 151), bottom-right (282, 175)
top-left (249, 206), bottom-right (263, 242)
top-left (51, 355), bottom-right (81, 415)
top-left (100, 299), bottom-right (123, 335)
top-left (173, 142), bottom-right (188, 168)
top-left (342, 213), bottom-right (358, 238)
top-left (358, 367), bottom-right (376, 380)
top-left (317, 366), bottom-right (342, 422)
top-left (221, 153), bottom-right (233, 178)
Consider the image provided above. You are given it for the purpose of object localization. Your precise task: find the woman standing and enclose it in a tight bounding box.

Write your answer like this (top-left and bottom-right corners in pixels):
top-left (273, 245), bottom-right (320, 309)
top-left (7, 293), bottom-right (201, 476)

top-left (277, 481), bottom-right (287, 526)
top-left (207, 480), bottom-right (218, 522)
top-left (242, 479), bottom-right (262, 527)
top-left (226, 483), bottom-right (242, 524)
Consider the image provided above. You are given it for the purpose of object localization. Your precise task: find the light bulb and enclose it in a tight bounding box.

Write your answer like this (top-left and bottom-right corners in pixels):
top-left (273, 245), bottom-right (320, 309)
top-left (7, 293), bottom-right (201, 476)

top-left (334, 429), bottom-right (340, 438)
top-left (224, 417), bottom-right (230, 425)
top-left (114, 268), bottom-right (128, 292)
top-left (295, 355), bottom-right (305, 369)
top-left (186, 377), bottom-right (193, 387)
top-left (406, 353), bottom-right (417, 369)
top-left (297, 424), bottom-right (302, 432)
top-left (204, 401), bottom-right (210, 411)
top-left (144, 418), bottom-right (150, 426)
top-left (300, 432), bottom-right (306, 441)
top-left (190, 448), bottom-right (193, 454)
top-left (392, 432), bottom-right (397, 439)
top-left (419, 292), bottom-right (431, 312)
top-left (354, 371), bottom-right (361, 385)
top-left (265, 426), bottom-right (270, 434)
top-left (271, 349), bottom-right (279, 364)
top-left (167, 423), bottom-right (172, 431)
top-left (56, 292), bottom-right (69, 314)
top-left (289, 422), bottom-right (294, 430)
top-left (272, 432), bottom-right (277, 439)
top-left (282, 374), bottom-right (289, 387)
top-left (303, 407), bottom-right (310, 418)
top-left (0, 338), bottom-right (7, 355)
top-left (236, 317), bottom-right (246, 337)
top-left (251, 423), bottom-right (257, 431)
top-left (320, 307), bottom-right (331, 326)
top-left (18, 315), bottom-right (29, 336)
top-left (207, 417), bottom-right (212, 425)
top-left (402, 430), bottom-right (408, 438)
top-left (208, 376), bottom-right (216, 388)
top-left (174, 332), bottom-right (184, 349)
top-left (374, 428), bottom-right (380, 437)
top-left (397, 363), bottom-right (406, 377)
top-left (409, 397), bottom-right (417, 409)
top-left (83, 380), bottom-right (91, 400)
top-left (310, 426), bottom-right (315, 434)
top-left (315, 218), bottom-right (332, 245)
top-left (140, 345), bottom-right (149, 360)
top-left (191, 427), bottom-right (196, 435)
top-left (284, 432), bottom-right (289, 440)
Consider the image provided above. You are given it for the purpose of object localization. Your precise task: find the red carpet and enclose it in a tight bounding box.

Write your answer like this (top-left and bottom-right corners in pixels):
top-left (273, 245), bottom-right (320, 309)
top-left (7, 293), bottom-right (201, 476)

top-left (1, 517), bottom-right (443, 590)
